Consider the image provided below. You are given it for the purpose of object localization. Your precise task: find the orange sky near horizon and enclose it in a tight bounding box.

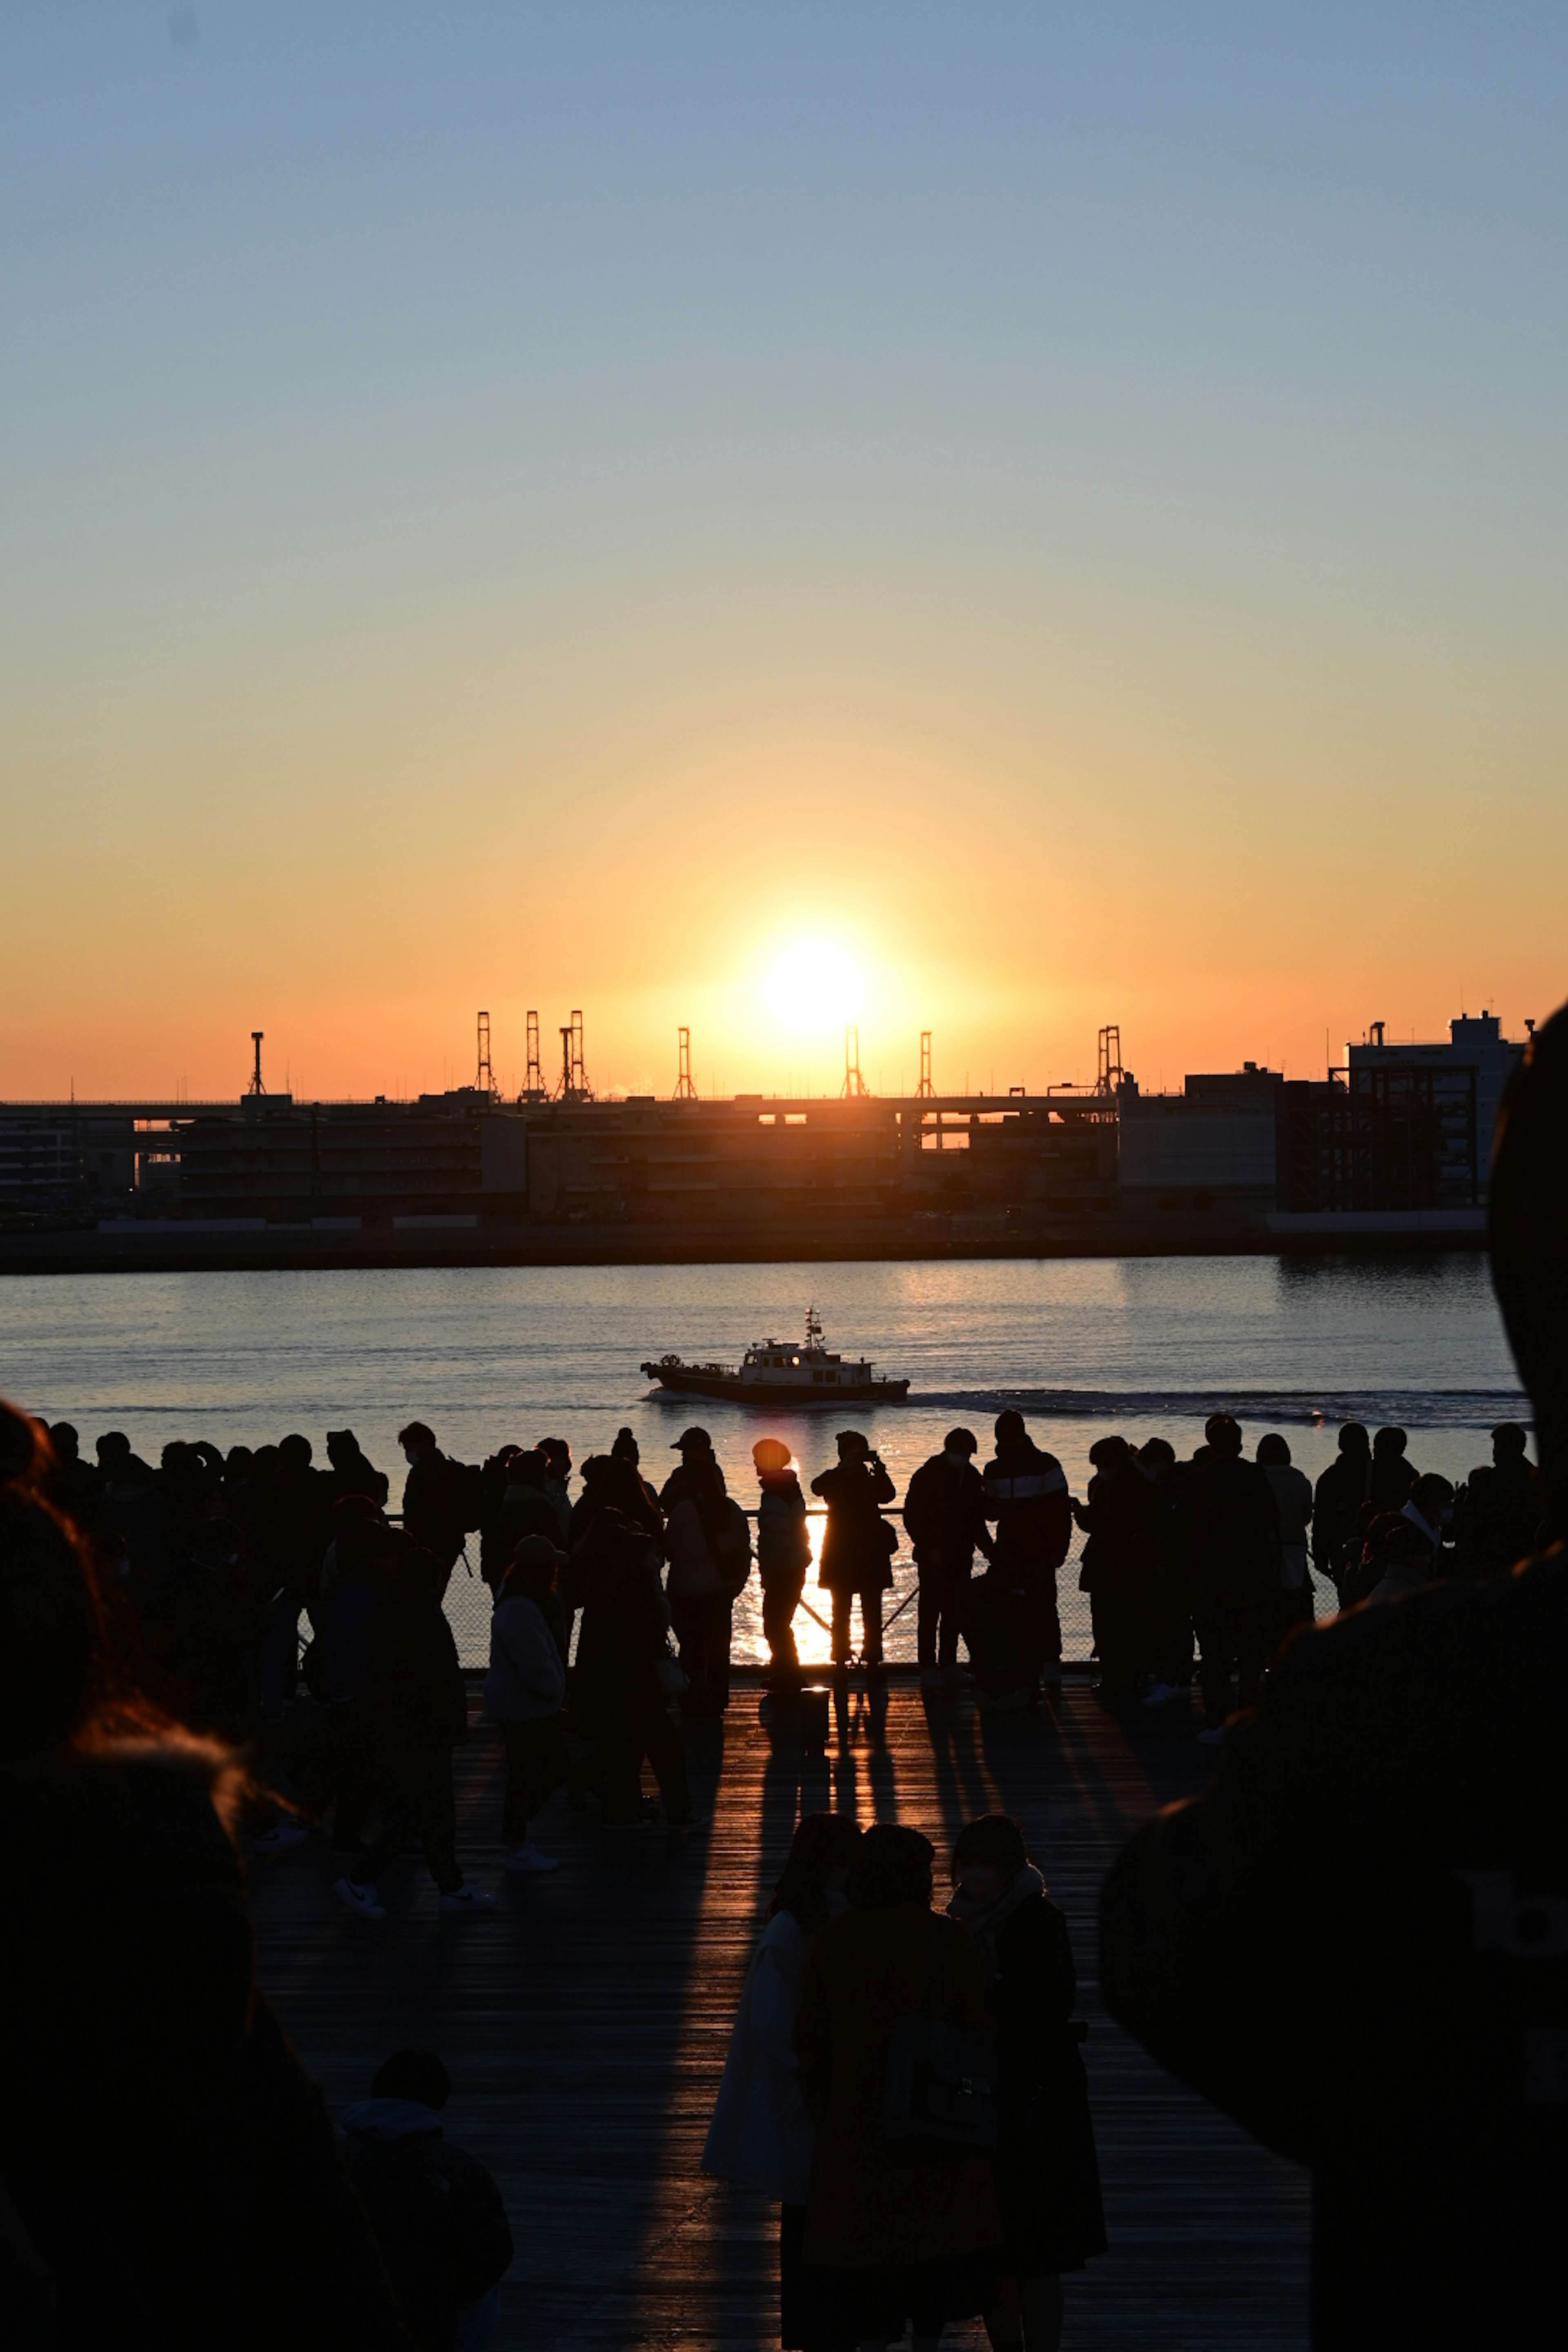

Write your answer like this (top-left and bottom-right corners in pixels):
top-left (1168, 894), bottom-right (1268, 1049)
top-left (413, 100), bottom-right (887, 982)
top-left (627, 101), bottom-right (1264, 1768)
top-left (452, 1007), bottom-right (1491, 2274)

top-left (4, 8), bottom-right (1566, 1106)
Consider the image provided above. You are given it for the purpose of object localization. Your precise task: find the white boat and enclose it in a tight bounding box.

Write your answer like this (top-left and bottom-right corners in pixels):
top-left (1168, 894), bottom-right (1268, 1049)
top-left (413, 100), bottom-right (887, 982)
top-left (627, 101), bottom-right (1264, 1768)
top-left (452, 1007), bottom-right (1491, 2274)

top-left (640, 1306), bottom-right (911, 1406)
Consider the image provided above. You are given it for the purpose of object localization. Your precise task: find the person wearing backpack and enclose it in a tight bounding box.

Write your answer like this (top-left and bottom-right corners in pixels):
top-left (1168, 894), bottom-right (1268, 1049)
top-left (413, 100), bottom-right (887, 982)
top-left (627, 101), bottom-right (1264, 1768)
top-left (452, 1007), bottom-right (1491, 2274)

top-left (947, 1815), bottom-right (1105, 2352)
top-left (397, 1422), bottom-right (471, 1590)
top-left (793, 1822), bottom-right (1000, 2350)
top-left (341, 2048), bottom-right (513, 2352)
top-left (664, 1457), bottom-right (752, 1718)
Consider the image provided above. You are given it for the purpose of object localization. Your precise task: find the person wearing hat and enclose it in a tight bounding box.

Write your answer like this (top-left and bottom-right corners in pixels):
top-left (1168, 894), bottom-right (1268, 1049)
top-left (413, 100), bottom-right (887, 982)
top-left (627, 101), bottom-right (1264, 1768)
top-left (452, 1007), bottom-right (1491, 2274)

top-left (660, 1426), bottom-right (726, 1516)
top-left (484, 1533), bottom-right (570, 1873)
top-left (753, 1438), bottom-right (811, 1691)
top-left (903, 1428), bottom-right (995, 1689)
top-left (810, 1432), bottom-right (898, 1678)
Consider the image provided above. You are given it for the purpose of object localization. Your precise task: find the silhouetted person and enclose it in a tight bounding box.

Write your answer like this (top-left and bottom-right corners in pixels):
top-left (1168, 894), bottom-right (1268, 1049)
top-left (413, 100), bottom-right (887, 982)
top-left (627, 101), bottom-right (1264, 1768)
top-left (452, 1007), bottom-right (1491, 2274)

top-left (704, 1811), bottom-right (862, 2346)
top-left (1311, 1423), bottom-right (1373, 1588)
top-left (151, 1517), bottom-right (263, 1738)
top-left (947, 1814), bottom-right (1105, 2352)
top-left (905, 1427), bottom-right (994, 1688)
top-left (1137, 1438), bottom-right (1193, 1706)
top-left (753, 1438), bottom-right (811, 1692)
top-left (341, 2049), bottom-right (513, 2352)
top-left (335, 1548), bottom-right (494, 1920)
top-left (398, 1422), bottom-right (468, 1585)
top-left (659, 1425), bottom-right (726, 1516)
top-left (1369, 1424), bottom-right (1418, 1513)
top-left (1257, 1432), bottom-right (1315, 1645)
top-left (44, 1421), bottom-right (98, 1529)
top-left (325, 1426), bottom-right (390, 1507)
top-left (489, 1450), bottom-right (560, 1585)
top-left (1073, 1434), bottom-right (1160, 1698)
top-left (1402, 1471), bottom-right (1457, 1574)
top-left (256, 1432), bottom-right (330, 1722)
top-left (99, 1450), bottom-right (171, 1586)
top-left (94, 1428), bottom-right (131, 1477)
top-left (0, 1403), bottom-right (408, 2348)
top-left (982, 1411), bottom-right (1071, 1690)
top-left (1173, 1414), bottom-right (1278, 1742)
top-left (1454, 1421), bottom-right (1542, 1577)
top-left (572, 1506), bottom-right (693, 1831)
top-left (811, 1431), bottom-right (897, 1680)
top-left (1100, 996), bottom-right (1568, 2351)
top-left (793, 1823), bottom-right (1000, 2348)
top-left (484, 1535), bottom-right (568, 1874)
top-left (303, 1513), bottom-right (392, 1852)
top-left (535, 1436), bottom-right (573, 1541)
top-left (664, 1449), bottom-right (751, 1717)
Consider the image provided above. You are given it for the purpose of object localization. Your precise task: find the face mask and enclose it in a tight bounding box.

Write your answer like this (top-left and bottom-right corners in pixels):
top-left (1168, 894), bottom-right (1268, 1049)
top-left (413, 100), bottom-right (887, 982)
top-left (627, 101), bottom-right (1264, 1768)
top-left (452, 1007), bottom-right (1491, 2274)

top-left (944, 1449), bottom-right (969, 1469)
top-left (824, 1886), bottom-right (850, 1920)
top-left (403, 1448), bottom-right (418, 1466)
top-left (1437, 1506), bottom-right (1454, 1529)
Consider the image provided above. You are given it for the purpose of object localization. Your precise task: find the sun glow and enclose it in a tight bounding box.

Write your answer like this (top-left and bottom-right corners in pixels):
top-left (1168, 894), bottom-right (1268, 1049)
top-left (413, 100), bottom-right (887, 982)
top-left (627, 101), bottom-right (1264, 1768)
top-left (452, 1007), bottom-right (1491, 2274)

top-left (764, 938), bottom-right (864, 1038)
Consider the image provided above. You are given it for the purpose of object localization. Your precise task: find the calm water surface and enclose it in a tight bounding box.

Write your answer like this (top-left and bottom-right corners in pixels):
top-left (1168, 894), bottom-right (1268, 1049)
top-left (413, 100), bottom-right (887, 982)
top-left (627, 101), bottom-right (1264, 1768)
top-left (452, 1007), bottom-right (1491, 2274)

top-left (0, 1256), bottom-right (1525, 1665)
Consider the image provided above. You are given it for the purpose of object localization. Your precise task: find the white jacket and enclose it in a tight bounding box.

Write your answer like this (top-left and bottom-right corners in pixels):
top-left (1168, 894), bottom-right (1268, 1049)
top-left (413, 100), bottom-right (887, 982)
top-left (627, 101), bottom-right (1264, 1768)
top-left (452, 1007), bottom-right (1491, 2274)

top-left (700, 1910), bottom-right (813, 2203)
top-left (483, 1594), bottom-right (566, 1722)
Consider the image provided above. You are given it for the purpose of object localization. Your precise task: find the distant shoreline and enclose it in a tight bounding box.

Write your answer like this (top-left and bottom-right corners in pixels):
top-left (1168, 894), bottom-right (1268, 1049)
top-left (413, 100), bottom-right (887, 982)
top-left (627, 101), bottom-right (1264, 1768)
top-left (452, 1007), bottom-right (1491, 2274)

top-left (0, 1213), bottom-right (1488, 1276)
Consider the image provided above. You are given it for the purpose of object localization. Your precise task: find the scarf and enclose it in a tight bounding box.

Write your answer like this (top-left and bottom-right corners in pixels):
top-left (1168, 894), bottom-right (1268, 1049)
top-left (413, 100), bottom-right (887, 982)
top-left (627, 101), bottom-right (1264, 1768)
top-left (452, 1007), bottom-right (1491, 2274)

top-left (947, 1862), bottom-right (1046, 1981)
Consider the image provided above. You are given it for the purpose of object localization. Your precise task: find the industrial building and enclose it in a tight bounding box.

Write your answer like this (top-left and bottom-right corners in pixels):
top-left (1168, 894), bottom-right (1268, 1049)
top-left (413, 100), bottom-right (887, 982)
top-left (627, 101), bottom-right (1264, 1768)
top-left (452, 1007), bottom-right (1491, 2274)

top-left (0, 1010), bottom-right (1530, 1264)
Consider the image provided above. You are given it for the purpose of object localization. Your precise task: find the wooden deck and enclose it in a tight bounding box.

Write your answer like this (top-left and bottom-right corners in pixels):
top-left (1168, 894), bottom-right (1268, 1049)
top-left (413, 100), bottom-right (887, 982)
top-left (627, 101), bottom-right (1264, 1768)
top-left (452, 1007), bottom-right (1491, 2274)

top-left (249, 1679), bottom-right (1310, 2350)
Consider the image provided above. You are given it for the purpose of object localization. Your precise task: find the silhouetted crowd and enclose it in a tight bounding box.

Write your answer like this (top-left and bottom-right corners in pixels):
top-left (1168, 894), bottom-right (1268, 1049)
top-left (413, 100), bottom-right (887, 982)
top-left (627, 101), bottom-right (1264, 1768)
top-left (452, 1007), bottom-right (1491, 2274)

top-left (4, 996), bottom-right (1567, 2352)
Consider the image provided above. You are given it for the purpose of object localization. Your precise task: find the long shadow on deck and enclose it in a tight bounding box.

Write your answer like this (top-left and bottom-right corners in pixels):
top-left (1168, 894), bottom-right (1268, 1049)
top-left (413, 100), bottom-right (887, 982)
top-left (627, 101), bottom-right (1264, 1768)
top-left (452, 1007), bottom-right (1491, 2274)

top-left (249, 1684), bottom-right (1310, 2350)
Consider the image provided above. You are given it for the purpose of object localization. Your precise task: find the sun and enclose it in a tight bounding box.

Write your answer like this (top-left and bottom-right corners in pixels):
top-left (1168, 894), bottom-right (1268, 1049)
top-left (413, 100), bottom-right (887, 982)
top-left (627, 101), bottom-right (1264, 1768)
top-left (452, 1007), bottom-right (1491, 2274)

top-left (764, 938), bottom-right (864, 1037)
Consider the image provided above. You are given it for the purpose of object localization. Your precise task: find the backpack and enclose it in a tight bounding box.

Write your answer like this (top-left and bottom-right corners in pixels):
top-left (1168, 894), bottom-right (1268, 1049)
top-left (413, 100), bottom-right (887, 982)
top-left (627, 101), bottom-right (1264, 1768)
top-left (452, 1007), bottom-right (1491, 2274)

top-left (883, 1916), bottom-right (998, 2152)
top-left (443, 1457), bottom-right (486, 1534)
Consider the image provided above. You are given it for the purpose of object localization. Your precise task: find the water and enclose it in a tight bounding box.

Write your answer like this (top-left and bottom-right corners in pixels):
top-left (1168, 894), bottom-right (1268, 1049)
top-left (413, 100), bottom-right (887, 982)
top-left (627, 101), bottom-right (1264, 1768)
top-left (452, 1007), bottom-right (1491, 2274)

top-left (0, 1256), bottom-right (1525, 1666)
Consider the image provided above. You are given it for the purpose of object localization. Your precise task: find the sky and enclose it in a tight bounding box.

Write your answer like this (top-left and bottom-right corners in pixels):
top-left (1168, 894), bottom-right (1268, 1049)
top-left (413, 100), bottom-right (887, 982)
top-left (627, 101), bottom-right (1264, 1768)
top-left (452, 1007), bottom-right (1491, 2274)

top-left (4, 3), bottom-right (1566, 1104)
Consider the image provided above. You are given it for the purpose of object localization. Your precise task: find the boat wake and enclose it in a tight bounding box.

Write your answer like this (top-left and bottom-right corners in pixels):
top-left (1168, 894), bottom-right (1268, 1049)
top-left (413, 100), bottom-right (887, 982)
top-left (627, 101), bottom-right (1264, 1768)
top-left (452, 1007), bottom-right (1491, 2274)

top-left (910, 1386), bottom-right (1529, 1431)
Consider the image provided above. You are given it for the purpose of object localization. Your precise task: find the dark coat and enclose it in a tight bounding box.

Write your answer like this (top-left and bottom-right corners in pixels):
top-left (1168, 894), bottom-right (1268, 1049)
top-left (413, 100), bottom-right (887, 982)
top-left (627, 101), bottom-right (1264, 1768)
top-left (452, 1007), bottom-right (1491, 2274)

top-left (255, 1463), bottom-right (333, 1606)
top-left (903, 1455), bottom-right (994, 1579)
top-left (794, 1904), bottom-right (1001, 2270)
top-left (983, 1893), bottom-right (1106, 2276)
top-left (0, 1747), bottom-right (408, 2350)
top-left (342, 2100), bottom-right (512, 2352)
top-left (368, 1597), bottom-right (469, 1759)
top-left (1100, 1544), bottom-right (1568, 2351)
top-left (571, 1461), bottom-right (663, 1547)
top-left (150, 1557), bottom-right (263, 1736)
top-left (1454, 1458), bottom-right (1542, 1579)
top-left (1173, 1453), bottom-right (1279, 1600)
top-left (572, 1539), bottom-right (672, 1729)
top-left (810, 1457), bottom-right (897, 1593)
top-left (1311, 1453), bottom-right (1373, 1575)
top-left (401, 1451), bottom-right (466, 1571)
top-left (488, 1481), bottom-right (561, 1583)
